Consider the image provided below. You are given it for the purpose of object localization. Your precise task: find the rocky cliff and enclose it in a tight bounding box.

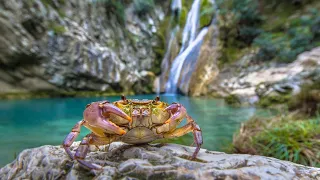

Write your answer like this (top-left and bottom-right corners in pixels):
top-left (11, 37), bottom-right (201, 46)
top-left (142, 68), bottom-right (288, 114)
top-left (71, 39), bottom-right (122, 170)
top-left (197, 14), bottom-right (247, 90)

top-left (0, 0), bottom-right (168, 95)
top-left (1, 142), bottom-right (320, 179)
top-left (208, 47), bottom-right (320, 105)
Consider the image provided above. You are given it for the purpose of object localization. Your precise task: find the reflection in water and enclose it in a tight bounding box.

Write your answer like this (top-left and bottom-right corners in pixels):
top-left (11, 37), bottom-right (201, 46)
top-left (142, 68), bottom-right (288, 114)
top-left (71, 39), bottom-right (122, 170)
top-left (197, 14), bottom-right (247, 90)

top-left (0, 94), bottom-right (274, 167)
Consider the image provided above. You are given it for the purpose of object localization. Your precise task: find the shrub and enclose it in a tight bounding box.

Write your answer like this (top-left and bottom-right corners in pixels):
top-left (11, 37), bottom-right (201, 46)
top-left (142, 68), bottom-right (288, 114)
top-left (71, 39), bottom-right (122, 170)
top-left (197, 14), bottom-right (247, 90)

top-left (288, 83), bottom-right (320, 116)
top-left (225, 94), bottom-right (241, 106)
top-left (253, 5), bottom-right (320, 62)
top-left (253, 33), bottom-right (281, 61)
top-left (232, 0), bottom-right (263, 45)
top-left (230, 115), bottom-right (320, 167)
top-left (254, 119), bottom-right (320, 167)
top-left (133, 0), bottom-right (155, 16)
top-left (199, 0), bottom-right (215, 28)
top-left (103, 0), bottom-right (126, 25)
top-left (258, 94), bottom-right (291, 108)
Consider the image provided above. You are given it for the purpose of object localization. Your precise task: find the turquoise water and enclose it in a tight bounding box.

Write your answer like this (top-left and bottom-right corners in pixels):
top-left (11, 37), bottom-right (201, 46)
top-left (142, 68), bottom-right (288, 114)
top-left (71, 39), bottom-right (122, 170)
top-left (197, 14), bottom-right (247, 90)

top-left (0, 94), bottom-right (273, 167)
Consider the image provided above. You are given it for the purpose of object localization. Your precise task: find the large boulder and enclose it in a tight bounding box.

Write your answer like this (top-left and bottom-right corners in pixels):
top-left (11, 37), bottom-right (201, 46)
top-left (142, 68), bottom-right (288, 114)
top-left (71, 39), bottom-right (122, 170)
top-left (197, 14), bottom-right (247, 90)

top-left (1, 142), bottom-right (320, 179)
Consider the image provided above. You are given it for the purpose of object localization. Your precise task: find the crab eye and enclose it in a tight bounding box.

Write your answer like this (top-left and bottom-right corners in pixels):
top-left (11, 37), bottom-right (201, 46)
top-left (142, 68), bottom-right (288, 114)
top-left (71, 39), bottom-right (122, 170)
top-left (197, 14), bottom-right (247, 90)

top-left (132, 108), bottom-right (140, 117)
top-left (142, 109), bottom-right (150, 116)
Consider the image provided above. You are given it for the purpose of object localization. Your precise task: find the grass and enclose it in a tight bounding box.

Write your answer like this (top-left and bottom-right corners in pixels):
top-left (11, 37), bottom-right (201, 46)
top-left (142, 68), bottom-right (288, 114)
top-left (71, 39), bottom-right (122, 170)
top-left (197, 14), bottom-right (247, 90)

top-left (228, 81), bottom-right (320, 167)
top-left (229, 114), bottom-right (320, 167)
top-left (288, 83), bottom-right (320, 116)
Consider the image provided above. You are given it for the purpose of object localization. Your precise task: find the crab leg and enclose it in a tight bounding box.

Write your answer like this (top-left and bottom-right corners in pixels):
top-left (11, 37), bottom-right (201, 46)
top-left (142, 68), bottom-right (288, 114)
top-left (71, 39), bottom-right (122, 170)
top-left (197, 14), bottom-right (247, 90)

top-left (163, 115), bottom-right (203, 159)
top-left (63, 120), bottom-right (85, 159)
top-left (74, 133), bottom-right (118, 170)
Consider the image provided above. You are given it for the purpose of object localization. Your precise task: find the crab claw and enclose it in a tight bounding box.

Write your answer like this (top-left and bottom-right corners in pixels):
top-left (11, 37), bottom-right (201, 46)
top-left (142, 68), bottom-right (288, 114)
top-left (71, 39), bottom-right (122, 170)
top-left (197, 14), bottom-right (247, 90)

top-left (100, 103), bottom-right (132, 122)
top-left (164, 103), bottom-right (186, 124)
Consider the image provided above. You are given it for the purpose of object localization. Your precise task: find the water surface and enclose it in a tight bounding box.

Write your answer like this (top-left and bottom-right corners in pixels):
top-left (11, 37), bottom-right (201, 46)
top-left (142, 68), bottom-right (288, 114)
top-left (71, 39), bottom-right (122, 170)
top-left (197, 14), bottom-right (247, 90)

top-left (0, 94), bottom-right (273, 167)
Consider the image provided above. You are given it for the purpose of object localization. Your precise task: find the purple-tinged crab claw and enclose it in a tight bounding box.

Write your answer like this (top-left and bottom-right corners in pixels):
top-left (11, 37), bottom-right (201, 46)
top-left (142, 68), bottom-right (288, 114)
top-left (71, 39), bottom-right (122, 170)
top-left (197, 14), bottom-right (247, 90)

top-left (100, 103), bottom-right (132, 122)
top-left (164, 103), bottom-right (186, 124)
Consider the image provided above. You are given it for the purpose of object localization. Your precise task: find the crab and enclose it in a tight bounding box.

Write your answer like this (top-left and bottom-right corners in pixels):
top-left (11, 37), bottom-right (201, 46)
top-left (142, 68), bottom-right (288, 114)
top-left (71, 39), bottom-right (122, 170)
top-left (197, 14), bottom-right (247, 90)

top-left (62, 96), bottom-right (203, 170)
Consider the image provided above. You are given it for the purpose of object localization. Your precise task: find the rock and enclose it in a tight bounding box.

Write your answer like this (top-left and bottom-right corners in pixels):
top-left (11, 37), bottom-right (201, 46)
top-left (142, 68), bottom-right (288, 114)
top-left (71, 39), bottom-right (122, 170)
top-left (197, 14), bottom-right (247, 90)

top-left (188, 25), bottom-right (221, 96)
top-left (1, 142), bottom-right (320, 180)
top-left (0, 0), bottom-right (168, 95)
top-left (209, 47), bottom-right (320, 105)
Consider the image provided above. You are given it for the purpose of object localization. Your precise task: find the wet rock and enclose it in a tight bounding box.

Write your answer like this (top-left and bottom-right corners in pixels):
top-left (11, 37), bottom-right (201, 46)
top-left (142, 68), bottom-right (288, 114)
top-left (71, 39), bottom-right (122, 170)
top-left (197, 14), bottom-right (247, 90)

top-left (1, 142), bottom-right (320, 179)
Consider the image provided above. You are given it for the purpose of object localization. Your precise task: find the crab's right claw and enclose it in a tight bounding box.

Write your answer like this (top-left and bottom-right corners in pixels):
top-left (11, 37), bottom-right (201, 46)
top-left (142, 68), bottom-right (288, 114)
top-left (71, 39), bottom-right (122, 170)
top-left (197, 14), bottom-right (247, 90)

top-left (164, 103), bottom-right (186, 124)
top-left (100, 103), bottom-right (132, 122)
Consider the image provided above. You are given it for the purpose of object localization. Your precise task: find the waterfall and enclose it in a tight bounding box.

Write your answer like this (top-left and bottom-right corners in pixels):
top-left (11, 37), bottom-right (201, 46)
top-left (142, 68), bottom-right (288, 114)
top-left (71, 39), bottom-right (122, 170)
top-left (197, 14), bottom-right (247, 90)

top-left (165, 28), bottom-right (208, 93)
top-left (165, 0), bottom-right (205, 94)
top-left (159, 0), bottom-right (181, 94)
top-left (179, 0), bottom-right (201, 53)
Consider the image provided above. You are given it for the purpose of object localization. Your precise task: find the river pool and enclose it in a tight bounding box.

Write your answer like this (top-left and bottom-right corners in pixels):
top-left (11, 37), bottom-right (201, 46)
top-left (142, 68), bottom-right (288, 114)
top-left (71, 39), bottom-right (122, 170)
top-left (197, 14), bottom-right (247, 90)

top-left (0, 94), bottom-right (274, 167)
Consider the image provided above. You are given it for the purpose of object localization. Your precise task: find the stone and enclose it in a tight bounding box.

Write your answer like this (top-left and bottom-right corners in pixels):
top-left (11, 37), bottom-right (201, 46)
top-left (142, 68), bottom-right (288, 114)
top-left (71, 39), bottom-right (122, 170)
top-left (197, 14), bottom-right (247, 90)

top-left (1, 142), bottom-right (320, 180)
top-left (0, 0), bottom-right (167, 95)
top-left (208, 46), bottom-right (320, 105)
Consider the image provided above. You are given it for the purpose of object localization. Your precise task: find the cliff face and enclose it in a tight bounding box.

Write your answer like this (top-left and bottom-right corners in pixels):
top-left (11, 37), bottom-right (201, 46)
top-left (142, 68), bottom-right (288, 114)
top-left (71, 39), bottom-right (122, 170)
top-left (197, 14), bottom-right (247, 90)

top-left (0, 0), bottom-right (167, 94)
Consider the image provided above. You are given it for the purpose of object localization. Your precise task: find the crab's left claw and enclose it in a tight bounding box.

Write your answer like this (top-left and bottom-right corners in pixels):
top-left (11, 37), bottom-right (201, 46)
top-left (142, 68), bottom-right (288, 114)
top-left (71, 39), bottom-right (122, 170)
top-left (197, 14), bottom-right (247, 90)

top-left (99, 103), bottom-right (132, 122)
top-left (163, 103), bottom-right (187, 131)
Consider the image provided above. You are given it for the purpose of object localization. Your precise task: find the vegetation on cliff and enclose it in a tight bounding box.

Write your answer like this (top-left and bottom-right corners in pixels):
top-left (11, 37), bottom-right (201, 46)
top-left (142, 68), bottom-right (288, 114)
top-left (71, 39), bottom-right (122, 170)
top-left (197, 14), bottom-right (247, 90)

top-left (217, 0), bottom-right (320, 64)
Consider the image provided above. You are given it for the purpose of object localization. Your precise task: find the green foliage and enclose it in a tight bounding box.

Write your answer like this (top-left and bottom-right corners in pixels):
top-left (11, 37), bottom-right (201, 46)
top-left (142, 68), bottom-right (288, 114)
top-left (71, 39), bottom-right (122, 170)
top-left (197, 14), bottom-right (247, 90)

top-left (253, 32), bottom-right (289, 61)
top-left (178, 0), bottom-right (193, 28)
top-left (230, 115), bottom-right (320, 167)
top-left (133, 0), bottom-right (155, 16)
top-left (199, 0), bottom-right (215, 28)
top-left (258, 93), bottom-right (291, 108)
top-left (225, 94), bottom-right (241, 106)
top-left (48, 22), bottom-right (66, 34)
top-left (253, 2), bottom-right (320, 62)
top-left (109, 0), bottom-right (126, 25)
top-left (288, 83), bottom-right (320, 116)
top-left (231, 0), bottom-right (263, 45)
top-left (254, 119), bottom-right (320, 167)
top-left (40, 0), bottom-right (66, 17)
top-left (217, 0), bottom-right (320, 64)
top-left (41, 0), bottom-right (65, 8)
top-left (216, 0), bottom-right (263, 64)
top-left (151, 47), bottom-right (164, 75)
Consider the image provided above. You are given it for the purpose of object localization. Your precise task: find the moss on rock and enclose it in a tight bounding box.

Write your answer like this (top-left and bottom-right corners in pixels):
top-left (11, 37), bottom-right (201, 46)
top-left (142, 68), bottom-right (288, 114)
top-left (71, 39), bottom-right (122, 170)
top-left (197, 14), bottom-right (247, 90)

top-left (225, 94), bottom-right (241, 106)
top-left (258, 93), bottom-right (291, 108)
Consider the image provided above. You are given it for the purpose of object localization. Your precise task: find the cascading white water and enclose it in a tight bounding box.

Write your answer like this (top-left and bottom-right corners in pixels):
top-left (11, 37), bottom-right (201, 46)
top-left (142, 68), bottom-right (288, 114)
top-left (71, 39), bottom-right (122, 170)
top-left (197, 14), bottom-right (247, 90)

top-left (165, 0), bottom-right (204, 94)
top-left (179, 0), bottom-right (201, 53)
top-left (158, 0), bottom-right (181, 94)
top-left (165, 28), bottom-right (208, 93)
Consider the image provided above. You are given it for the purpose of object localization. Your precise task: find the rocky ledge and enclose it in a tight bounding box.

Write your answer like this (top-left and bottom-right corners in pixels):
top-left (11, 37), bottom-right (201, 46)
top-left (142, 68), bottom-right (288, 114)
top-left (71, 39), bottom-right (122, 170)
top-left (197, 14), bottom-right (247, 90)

top-left (208, 47), bottom-right (320, 105)
top-left (1, 142), bottom-right (320, 180)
